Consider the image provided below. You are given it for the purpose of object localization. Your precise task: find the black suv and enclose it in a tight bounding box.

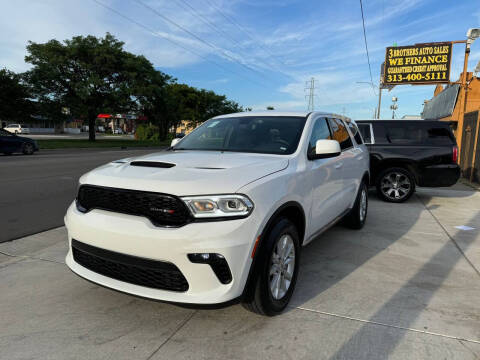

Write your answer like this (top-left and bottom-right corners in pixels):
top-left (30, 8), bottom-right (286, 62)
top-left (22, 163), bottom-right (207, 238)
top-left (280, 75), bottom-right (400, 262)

top-left (356, 120), bottom-right (460, 202)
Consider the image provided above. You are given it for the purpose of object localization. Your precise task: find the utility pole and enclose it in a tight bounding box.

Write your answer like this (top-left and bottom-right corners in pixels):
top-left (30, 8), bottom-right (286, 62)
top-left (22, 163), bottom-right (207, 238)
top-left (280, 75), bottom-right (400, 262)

top-left (305, 77), bottom-right (316, 111)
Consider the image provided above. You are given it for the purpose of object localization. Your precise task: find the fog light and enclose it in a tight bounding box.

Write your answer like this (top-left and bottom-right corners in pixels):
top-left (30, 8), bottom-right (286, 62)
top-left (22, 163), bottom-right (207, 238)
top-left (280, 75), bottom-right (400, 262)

top-left (188, 253), bottom-right (232, 284)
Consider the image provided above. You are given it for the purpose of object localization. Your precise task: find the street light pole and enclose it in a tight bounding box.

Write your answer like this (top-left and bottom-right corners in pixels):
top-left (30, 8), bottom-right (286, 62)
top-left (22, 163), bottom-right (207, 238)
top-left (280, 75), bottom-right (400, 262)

top-left (377, 88), bottom-right (382, 119)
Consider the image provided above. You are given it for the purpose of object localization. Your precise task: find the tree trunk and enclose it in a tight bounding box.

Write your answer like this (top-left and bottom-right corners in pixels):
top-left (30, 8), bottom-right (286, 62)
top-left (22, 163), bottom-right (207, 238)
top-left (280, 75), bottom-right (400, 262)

top-left (88, 115), bottom-right (96, 141)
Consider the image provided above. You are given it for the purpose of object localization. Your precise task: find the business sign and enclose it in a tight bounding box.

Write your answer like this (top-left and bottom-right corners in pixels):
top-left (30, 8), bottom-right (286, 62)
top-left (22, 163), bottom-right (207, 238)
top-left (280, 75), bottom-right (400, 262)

top-left (383, 42), bottom-right (452, 85)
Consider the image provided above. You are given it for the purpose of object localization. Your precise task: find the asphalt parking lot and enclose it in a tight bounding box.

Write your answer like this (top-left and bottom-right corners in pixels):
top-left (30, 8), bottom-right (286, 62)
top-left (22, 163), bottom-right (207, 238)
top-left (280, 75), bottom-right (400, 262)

top-left (0, 148), bottom-right (164, 242)
top-left (1, 186), bottom-right (479, 359)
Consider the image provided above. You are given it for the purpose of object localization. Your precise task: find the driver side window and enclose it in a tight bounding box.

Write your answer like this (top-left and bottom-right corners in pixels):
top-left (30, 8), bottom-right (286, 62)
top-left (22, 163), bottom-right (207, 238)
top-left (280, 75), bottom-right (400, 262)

top-left (308, 118), bottom-right (332, 158)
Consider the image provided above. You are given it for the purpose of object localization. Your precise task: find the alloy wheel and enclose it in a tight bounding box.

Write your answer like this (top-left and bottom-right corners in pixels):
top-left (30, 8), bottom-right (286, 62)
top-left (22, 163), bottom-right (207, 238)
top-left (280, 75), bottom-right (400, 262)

top-left (269, 234), bottom-right (295, 300)
top-left (380, 172), bottom-right (411, 201)
top-left (359, 187), bottom-right (367, 222)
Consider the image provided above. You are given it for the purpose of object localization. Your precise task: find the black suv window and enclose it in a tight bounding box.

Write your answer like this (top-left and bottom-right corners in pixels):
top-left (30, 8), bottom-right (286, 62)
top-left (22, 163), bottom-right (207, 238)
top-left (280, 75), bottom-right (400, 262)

top-left (308, 118), bottom-right (331, 157)
top-left (348, 122), bottom-right (363, 145)
top-left (358, 124), bottom-right (372, 143)
top-left (387, 124), bottom-right (424, 144)
top-left (424, 126), bottom-right (454, 145)
top-left (328, 118), bottom-right (353, 150)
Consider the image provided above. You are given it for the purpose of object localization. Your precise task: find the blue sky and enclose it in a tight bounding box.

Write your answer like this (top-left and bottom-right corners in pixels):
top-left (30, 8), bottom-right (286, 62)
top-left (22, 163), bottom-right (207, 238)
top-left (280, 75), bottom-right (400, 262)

top-left (1, 0), bottom-right (479, 119)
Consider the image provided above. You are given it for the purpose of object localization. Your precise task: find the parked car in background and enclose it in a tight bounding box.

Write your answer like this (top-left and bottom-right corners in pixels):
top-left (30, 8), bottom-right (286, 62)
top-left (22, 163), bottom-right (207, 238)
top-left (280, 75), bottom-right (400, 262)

top-left (65, 111), bottom-right (370, 316)
top-left (4, 124), bottom-right (30, 134)
top-left (113, 128), bottom-right (124, 134)
top-left (0, 128), bottom-right (38, 155)
top-left (356, 120), bottom-right (460, 203)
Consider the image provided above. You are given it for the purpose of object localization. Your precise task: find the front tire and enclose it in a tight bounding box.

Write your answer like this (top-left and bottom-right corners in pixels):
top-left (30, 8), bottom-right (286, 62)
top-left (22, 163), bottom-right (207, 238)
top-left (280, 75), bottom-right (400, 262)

top-left (242, 218), bottom-right (300, 316)
top-left (22, 143), bottom-right (35, 155)
top-left (344, 181), bottom-right (368, 229)
top-left (376, 167), bottom-right (415, 203)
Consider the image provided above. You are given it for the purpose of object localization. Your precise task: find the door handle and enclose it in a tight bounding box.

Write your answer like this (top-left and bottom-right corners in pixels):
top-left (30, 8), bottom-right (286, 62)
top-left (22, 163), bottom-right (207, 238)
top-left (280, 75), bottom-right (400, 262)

top-left (334, 163), bottom-right (343, 169)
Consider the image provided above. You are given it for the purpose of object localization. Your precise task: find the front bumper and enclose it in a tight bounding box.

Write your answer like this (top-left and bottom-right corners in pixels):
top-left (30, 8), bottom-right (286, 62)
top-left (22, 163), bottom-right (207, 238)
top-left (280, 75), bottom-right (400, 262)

top-left (64, 202), bottom-right (258, 304)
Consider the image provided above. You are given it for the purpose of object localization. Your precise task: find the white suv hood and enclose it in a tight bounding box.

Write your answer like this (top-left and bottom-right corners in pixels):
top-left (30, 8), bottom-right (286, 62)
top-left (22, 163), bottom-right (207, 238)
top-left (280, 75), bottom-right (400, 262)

top-left (80, 150), bottom-right (289, 195)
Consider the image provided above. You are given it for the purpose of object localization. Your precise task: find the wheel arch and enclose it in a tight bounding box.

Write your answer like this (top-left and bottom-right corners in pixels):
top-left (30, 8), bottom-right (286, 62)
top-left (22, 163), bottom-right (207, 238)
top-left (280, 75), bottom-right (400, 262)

top-left (241, 201), bottom-right (306, 303)
top-left (373, 159), bottom-right (418, 185)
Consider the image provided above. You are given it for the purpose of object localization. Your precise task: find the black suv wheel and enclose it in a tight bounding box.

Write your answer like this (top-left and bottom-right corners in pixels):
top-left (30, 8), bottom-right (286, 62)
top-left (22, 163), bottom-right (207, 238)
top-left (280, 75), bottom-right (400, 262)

top-left (376, 167), bottom-right (415, 203)
top-left (242, 218), bottom-right (300, 316)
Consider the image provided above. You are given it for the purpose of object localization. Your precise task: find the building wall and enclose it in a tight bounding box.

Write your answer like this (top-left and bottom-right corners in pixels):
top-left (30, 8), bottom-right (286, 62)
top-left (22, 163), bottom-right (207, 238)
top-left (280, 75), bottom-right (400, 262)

top-left (432, 73), bottom-right (480, 153)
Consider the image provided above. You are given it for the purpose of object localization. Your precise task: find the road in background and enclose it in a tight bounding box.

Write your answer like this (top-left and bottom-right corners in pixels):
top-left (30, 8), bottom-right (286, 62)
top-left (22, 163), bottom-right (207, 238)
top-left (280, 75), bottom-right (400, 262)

top-left (0, 148), bottom-right (164, 242)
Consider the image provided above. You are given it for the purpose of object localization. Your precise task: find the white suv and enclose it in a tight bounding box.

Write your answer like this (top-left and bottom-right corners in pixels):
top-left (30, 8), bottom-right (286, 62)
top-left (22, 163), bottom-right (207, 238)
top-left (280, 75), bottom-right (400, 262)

top-left (65, 111), bottom-right (369, 315)
top-left (5, 124), bottom-right (30, 134)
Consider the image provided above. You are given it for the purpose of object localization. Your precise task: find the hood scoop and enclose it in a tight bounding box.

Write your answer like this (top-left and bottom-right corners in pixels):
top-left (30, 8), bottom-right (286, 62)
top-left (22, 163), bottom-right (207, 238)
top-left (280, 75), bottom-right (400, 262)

top-left (130, 161), bottom-right (175, 168)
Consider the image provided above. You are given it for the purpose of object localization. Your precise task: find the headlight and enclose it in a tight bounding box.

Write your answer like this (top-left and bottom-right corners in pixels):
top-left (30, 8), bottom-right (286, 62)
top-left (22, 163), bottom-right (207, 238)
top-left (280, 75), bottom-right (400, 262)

top-left (181, 194), bottom-right (254, 219)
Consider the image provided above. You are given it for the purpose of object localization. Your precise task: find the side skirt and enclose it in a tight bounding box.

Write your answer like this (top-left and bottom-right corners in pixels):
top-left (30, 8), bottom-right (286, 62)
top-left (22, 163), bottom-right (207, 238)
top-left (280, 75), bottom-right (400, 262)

top-left (303, 208), bottom-right (351, 245)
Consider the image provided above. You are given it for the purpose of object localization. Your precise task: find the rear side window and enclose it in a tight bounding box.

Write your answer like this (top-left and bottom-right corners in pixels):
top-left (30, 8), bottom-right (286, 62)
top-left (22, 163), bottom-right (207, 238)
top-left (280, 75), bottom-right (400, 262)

top-left (348, 122), bottom-right (363, 145)
top-left (386, 123), bottom-right (454, 145)
top-left (358, 124), bottom-right (372, 143)
top-left (308, 118), bottom-right (332, 156)
top-left (387, 125), bottom-right (424, 144)
top-left (425, 126), bottom-right (454, 145)
top-left (328, 118), bottom-right (353, 150)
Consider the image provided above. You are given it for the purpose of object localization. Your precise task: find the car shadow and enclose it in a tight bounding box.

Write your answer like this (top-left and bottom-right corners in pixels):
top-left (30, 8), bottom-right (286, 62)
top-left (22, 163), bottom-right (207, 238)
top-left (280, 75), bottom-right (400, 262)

top-left (288, 187), bottom-right (480, 359)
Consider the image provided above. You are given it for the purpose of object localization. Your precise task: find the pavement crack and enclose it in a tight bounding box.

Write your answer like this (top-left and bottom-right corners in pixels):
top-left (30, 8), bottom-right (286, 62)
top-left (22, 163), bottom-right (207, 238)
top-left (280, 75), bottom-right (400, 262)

top-left (416, 194), bottom-right (480, 278)
top-left (0, 250), bottom-right (64, 265)
top-left (292, 306), bottom-right (480, 345)
top-left (146, 310), bottom-right (197, 360)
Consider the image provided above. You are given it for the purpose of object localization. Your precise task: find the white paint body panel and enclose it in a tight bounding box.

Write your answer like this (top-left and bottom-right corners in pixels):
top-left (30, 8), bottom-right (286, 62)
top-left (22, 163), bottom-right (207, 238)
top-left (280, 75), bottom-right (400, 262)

top-left (65, 111), bottom-right (369, 304)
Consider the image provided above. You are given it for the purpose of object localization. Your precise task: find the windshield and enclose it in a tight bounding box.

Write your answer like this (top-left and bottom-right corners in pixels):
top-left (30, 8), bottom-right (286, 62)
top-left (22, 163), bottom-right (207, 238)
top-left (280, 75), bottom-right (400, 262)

top-left (175, 116), bottom-right (307, 155)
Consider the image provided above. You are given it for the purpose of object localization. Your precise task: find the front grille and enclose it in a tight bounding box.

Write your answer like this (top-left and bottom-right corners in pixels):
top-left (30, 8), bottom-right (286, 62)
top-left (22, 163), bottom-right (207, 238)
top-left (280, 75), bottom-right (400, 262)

top-left (76, 185), bottom-right (192, 227)
top-left (72, 239), bottom-right (189, 292)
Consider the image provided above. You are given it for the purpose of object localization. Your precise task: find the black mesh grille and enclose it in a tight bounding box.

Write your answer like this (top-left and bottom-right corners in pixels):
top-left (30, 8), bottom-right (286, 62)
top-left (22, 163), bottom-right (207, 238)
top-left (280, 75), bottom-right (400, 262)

top-left (72, 240), bottom-right (189, 292)
top-left (76, 185), bottom-right (192, 227)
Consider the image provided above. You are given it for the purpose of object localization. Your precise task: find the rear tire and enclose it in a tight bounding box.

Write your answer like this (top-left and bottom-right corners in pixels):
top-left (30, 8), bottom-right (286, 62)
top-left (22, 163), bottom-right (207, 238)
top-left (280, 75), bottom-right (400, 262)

top-left (376, 167), bottom-right (415, 203)
top-left (242, 218), bottom-right (300, 316)
top-left (344, 181), bottom-right (368, 229)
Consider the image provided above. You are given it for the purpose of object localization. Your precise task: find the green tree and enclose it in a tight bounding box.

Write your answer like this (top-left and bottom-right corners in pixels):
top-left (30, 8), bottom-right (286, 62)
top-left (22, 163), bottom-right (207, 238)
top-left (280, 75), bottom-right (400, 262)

top-left (25, 33), bottom-right (155, 141)
top-left (0, 69), bottom-right (33, 124)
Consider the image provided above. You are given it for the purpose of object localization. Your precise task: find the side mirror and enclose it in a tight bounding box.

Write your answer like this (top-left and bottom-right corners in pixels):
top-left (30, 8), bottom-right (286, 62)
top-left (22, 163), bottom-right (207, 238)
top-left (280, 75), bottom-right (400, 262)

top-left (171, 138), bottom-right (181, 147)
top-left (310, 139), bottom-right (341, 159)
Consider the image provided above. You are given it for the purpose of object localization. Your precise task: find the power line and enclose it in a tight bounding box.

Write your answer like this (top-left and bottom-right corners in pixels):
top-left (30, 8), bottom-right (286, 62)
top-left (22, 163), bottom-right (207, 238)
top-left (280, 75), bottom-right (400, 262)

top-left (91, 0), bottom-right (268, 89)
top-left (172, 0), bottom-right (293, 80)
top-left (203, 0), bottom-right (288, 68)
top-left (133, 0), bottom-right (276, 83)
top-left (174, 0), bottom-right (244, 48)
top-left (359, 0), bottom-right (377, 97)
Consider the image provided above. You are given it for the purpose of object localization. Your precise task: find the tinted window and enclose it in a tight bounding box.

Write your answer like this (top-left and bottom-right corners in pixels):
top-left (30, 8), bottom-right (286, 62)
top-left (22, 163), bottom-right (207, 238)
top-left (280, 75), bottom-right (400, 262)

top-left (425, 126), bottom-right (454, 145)
top-left (387, 125), bottom-right (424, 144)
top-left (175, 116), bottom-right (307, 155)
top-left (308, 118), bottom-right (332, 157)
top-left (328, 118), bottom-right (353, 150)
top-left (358, 124), bottom-right (372, 143)
top-left (348, 122), bottom-right (363, 145)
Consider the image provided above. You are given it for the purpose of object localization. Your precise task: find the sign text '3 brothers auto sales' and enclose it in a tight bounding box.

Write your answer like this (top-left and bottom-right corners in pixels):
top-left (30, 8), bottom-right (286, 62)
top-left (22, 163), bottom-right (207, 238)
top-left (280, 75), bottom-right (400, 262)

top-left (383, 42), bottom-right (452, 85)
